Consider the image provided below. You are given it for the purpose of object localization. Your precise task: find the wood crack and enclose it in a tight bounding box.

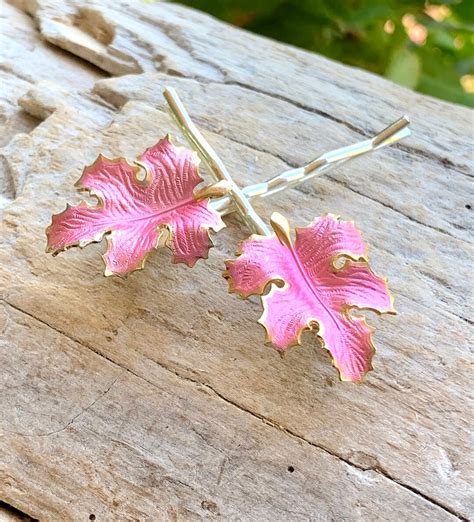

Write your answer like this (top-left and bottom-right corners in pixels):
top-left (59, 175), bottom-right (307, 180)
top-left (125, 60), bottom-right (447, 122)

top-left (0, 500), bottom-right (38, 521)
top-left (2, 299), bottom-right (162, 398)
top-left (6, 376), bottom-right (120, 438)
top-left (327, 177), bottom-right (469, 243)
top-left (2, 299), bottom-right (466, 520)
top-left (144, 32), bottom-right (470, 178)
top-left (389, 288), bottom-right (473, 326)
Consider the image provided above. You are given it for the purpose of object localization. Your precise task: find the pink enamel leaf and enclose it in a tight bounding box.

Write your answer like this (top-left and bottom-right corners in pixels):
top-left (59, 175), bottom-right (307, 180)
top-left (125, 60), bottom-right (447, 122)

top-left (46, 136), bottom-right (225, 275)
top-left (225, 213), bottom-right (395, 382)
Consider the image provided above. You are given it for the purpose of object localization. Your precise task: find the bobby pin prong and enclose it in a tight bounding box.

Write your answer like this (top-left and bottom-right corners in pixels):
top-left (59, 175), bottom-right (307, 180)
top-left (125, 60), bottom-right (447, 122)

top-left (212, 117), bottom-right (410, 214)
top-left (163, 87), bottom-right (271, 236)
top-left (164, 88), bottom-right (410, 229)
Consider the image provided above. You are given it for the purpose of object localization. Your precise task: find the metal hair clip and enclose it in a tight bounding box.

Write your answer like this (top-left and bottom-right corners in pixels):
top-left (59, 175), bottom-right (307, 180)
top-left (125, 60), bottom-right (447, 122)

top-left (46, 88), bottom-right (410, 382)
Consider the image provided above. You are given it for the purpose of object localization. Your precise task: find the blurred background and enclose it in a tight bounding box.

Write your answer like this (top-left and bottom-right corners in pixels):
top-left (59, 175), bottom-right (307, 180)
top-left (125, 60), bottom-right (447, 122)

top-left (172, 0), bottom-right (474, 107)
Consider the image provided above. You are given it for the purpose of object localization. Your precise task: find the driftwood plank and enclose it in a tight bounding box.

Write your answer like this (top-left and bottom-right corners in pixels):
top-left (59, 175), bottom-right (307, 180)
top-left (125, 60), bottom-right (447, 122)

top-left (0, 0), bottom-right (472, 520)
top-left (1, 302), bottom-right (456, 521)
top-left (13, 0), bottom-right (472, 169)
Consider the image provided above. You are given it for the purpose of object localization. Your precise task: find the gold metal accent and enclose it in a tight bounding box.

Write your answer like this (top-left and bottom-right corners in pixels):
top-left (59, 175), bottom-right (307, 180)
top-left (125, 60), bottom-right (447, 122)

top-left (270, 212), bottom-right (292, 248)
top-left (194, 180), bottom-right (231, 201)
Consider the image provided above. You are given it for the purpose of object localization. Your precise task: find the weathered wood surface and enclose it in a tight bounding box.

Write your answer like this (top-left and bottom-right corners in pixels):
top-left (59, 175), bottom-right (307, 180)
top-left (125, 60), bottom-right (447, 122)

top-left (0, 0), bottom-right (472, 520)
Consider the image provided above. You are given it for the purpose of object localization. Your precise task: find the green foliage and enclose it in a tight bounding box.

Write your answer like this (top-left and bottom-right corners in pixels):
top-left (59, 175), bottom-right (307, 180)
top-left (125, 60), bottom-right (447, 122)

top-left (174, 0), bottom-right (474, 107)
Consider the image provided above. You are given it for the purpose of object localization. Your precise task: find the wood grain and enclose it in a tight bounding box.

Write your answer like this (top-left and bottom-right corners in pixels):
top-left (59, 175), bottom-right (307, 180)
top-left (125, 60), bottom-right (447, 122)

top-left (0, 0), bottom-right (472, 519)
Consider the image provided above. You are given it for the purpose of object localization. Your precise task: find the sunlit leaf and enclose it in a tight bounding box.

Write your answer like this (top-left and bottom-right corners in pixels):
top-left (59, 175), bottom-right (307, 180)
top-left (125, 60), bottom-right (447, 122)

top-left (386, 45), bottom-right (421, 88)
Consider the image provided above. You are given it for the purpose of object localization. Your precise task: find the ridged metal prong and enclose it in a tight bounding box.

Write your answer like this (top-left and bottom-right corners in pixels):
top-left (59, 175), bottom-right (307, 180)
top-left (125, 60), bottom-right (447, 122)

top-left (213, 116), bottom-right (410, 214)
top-left (373, 116), bottom-right (410, 146)
top-left (164, 87), bottom-right (271, 236)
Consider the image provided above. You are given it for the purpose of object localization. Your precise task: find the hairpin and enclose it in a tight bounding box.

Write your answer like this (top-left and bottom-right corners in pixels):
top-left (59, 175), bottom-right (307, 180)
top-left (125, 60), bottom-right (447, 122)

top-left (46, 88), bottom-right (410, 382)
